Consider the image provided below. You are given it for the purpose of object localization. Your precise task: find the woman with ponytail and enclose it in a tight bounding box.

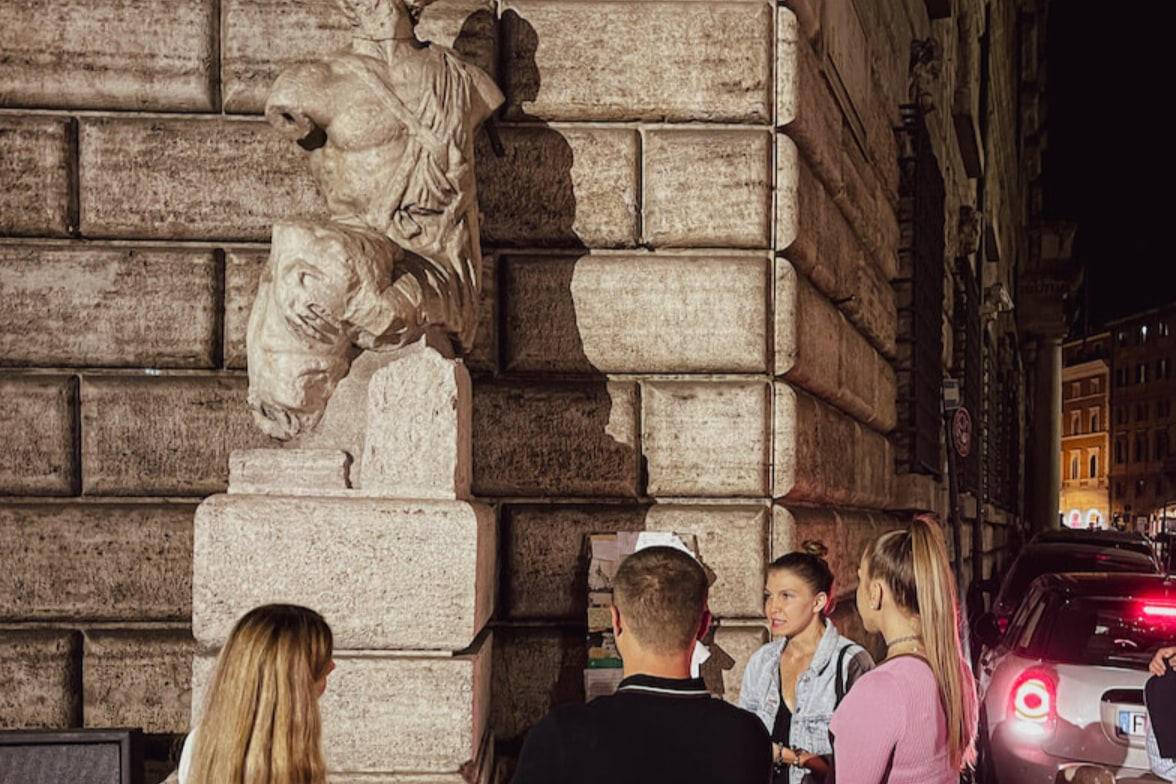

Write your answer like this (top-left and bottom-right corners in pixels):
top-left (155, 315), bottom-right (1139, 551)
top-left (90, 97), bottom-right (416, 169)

top-left (168, 604), bottom-right (335, 784)
top-left (829, 514), bottom-right (978, 783)
top-left (740, 540), bottom-right (874, 783)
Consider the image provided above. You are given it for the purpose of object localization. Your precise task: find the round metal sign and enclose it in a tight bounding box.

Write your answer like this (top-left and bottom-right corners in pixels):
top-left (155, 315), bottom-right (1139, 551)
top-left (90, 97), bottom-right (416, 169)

top-left (952, 407), bottom-right (973, 458)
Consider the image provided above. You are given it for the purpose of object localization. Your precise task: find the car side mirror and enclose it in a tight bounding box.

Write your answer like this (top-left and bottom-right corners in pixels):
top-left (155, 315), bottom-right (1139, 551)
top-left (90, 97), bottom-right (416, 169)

top-left (972, 612), bottom-right (1002, 648)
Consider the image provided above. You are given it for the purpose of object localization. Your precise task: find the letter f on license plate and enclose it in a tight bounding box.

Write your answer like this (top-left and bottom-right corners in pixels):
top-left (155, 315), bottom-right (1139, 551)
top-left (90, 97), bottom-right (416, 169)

top-left (1117, 710), bottom-right (1146, 737)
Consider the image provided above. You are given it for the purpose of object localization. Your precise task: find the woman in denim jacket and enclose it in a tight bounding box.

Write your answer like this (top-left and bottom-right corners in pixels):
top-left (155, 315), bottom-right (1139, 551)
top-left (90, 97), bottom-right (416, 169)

top-left (740, 541), bottom-right (874, 783)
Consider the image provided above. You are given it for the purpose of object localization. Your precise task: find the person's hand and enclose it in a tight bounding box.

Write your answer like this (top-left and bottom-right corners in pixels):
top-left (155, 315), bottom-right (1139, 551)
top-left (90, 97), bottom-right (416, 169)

top-left (1150, 646), bottom-right (1176, 676)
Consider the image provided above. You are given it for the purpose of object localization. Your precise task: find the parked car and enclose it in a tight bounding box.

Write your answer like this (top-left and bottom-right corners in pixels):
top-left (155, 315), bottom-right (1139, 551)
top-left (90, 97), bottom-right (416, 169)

top-left (1031, 528), bottom-right (1160, 564)
top-left (1156, 531), bottom-right (1176, 572)
top-left (972, 572), bottom-right (1176, 784)
top-left (982, 541), bottom-right (1162, 634)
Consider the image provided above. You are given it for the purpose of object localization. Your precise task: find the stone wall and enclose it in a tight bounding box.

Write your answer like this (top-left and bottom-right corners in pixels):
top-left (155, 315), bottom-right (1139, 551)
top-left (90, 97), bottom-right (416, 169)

top-left (1, 0), bottom-right (1040, 777)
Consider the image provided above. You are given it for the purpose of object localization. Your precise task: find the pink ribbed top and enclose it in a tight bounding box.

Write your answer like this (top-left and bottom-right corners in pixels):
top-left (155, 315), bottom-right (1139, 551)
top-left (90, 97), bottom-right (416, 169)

top-left (828, 656), bottom-right (957, 784)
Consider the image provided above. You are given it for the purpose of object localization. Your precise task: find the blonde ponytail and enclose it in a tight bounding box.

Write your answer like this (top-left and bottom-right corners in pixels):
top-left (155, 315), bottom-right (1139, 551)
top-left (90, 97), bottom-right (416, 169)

top-left (864, 515), bottom-right (978, 770)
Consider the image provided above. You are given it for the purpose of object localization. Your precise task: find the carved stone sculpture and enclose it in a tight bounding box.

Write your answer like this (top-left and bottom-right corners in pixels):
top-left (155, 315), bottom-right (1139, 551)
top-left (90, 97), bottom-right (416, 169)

top-left (247, 0), bottom-right (503, 440)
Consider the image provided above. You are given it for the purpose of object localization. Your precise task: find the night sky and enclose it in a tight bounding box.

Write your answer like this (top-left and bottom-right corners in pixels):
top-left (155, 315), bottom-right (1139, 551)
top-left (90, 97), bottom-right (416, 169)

top-left (1042, 4), bottom-right (1172, 333)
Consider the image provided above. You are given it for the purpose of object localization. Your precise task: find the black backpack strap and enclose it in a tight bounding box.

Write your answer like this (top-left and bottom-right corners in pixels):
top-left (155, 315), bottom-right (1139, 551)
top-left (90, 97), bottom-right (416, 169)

top-left (834, 645), bottom-right (853, 706)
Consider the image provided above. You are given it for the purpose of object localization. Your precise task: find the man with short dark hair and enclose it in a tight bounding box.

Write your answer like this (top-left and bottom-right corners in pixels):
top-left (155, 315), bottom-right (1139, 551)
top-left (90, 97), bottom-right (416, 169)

top-left (511, 546), bottom-right (772, 784)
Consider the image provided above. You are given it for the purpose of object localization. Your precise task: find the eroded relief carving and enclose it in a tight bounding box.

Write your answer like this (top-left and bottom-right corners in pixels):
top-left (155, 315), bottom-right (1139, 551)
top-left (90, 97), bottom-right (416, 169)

top-left (248, 0), bottom-right (503, 440)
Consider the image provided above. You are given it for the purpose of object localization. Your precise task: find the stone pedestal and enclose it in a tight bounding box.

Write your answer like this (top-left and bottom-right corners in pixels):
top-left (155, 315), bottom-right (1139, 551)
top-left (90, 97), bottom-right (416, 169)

top-left (191, 344), bottom-right (494, 779)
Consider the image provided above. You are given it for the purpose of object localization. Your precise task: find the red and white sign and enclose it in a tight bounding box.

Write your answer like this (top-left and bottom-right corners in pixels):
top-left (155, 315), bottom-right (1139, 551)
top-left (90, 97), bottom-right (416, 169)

top-left (952, 407), bottom-right (972, 458)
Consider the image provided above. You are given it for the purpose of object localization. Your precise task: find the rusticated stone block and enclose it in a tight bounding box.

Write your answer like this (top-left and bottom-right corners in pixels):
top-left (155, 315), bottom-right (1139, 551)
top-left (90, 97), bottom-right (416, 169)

top-left (465, 251), bottom-right (497, 376)
top-left (712, 623), bottom-right (768, 705)
top-left (643, 381), bottom-right (770, 498)
top-left (645, 505), bottom-right (770, 618)
top-left (223, 248), bottom-right (267, 369)
top-left (193, 494), bottom-right (495, 650)
top-left (777, 8), bottom-right (844, 194)
top-left (0, 375), bottom-right (78, 496)
top-left (472, 381), bottom-right (640, 498)
top-left (84, 629), bottom-right (195, 733)
top-left (774, 384), bottom-right (894, 507)
top-left (644, 128), bottom-right (772, 248)
top-left (80, 375), bottom-right (271, 496)
top-left (476, 125), bottom-right (638, 248)
top-left (193, 636), bottom-right (491, 773)
top-left (502, 2), bottom-right (771, 123)
top-left (491, 625), bottom-right (584, 743)
top-left (501, 254), bottom-right (769, 374)
top-left (0, 503), bottom-right (193, 621)
top-left (0, 117), bottom-right (74, 236)
top-left (78, 117), bottom-right (325, 241)
top-left (0, 244), bottom-right (218, 368)
top-left (777, 265), bottom-right (897, 431)
top-left (782, 152), bottom-right (897, 361)
top-left (222, 0), bottom-right (497, 113)
top-left (501, 504), bottom-right (648, 620)
top-left (0, 0), bottom-right (215, 111)
top-left (0, 630), bottom-right (82, 728)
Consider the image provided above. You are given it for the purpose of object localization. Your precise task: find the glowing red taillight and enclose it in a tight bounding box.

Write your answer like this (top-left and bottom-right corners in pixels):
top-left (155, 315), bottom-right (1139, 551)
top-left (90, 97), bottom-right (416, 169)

top-left (1142, 605), bottom-right (1176, 618)
top-left (1009, 670), bottom-right (1056, 735)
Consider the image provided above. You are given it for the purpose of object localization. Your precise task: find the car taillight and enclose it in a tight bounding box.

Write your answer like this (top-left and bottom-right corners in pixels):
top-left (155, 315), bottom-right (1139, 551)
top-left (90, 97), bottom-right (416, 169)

top-left (1142, 604), bottom-right (1176, 618)
top-left (1008, 669), bottom-right (1056, 737)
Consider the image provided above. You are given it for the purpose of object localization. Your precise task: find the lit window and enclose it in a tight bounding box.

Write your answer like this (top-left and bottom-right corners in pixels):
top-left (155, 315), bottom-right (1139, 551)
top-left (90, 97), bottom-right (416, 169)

top-left (1118, 331), bottom-right (1128, 346)
top-left (1140, 325), bottom-right (1149, 343)
top-left (1160, 322), bottom-right (1170, 337)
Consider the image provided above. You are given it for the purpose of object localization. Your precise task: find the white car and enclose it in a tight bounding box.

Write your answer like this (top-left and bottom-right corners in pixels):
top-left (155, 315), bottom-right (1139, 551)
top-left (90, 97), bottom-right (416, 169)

top-left (972, 572), bottom-right (1176, 783)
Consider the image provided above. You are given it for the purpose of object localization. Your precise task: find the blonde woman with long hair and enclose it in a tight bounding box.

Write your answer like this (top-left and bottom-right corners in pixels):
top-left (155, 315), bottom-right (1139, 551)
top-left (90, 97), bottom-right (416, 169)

top-left (169, 604), bottom-right (335, 784)
top-left (828, 514), bottom-right (978, 783)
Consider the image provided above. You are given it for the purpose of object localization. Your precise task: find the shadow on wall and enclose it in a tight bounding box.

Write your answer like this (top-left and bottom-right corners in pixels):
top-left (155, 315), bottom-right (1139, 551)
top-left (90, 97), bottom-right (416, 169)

top-left (463, 10), bottom-right (746, 777)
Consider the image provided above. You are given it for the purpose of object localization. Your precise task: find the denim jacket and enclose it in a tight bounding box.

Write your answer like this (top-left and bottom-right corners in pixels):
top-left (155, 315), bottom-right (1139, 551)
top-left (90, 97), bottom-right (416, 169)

top-left (739, 622), bottom-right (874, 784)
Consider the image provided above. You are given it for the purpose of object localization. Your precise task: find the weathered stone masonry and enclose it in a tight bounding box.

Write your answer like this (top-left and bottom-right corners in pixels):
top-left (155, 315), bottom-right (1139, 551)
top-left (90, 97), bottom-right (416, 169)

top-left (1, 0), bottom-right (1048, 778)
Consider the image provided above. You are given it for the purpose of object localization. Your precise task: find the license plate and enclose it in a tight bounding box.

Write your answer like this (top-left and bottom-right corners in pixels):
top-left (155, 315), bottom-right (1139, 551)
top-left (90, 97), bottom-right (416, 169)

top-left (1117, 709), bottom-right (1147, 737)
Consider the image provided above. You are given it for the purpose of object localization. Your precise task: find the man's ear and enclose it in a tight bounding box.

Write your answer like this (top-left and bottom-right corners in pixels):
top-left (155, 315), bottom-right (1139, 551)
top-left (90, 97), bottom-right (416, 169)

top-left (610, 604), bottom-right (622, 636)
top-left (697, 606), bottom-right (713, 640)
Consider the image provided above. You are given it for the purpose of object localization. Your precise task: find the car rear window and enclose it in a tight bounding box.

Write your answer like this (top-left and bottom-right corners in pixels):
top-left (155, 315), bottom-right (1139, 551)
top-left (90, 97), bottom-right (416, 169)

top-left (1037, 597), bottom-right (1176, 668)
top-left (1002, 551), bottom-right (1156, 603)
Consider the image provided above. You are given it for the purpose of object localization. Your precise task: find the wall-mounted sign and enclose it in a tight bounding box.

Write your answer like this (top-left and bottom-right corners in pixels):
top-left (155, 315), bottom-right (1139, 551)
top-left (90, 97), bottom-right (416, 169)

top-left (952, 407), bottom-right (973, 457)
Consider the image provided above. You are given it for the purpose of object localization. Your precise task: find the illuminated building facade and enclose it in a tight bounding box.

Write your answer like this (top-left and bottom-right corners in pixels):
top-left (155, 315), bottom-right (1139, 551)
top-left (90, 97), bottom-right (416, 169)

top-left (1060, 332), bottom-right (1110, 527)
top-left (1107, 303), bottom-right (1176, 532)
